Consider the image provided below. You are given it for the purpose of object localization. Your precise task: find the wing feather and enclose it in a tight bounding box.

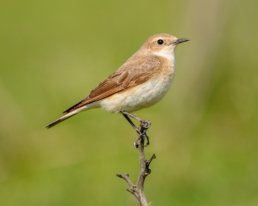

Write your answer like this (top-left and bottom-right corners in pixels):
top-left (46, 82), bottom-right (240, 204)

top-left (63, 56), bottom-right (161, 114)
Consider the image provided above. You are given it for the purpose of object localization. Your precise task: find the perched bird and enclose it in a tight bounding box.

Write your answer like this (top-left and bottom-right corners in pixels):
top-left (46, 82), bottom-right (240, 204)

top-left (46, 33), bottom-right (189, 143)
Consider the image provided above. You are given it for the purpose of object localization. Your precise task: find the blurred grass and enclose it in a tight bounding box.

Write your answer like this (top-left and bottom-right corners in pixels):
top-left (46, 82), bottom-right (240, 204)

top-left (1, 0), bottom-right (258, 205)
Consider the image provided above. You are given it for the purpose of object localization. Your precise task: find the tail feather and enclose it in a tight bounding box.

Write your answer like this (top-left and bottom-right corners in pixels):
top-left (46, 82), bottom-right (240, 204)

top-left (45, 114), bottom-right (76, 129)
top-left (46, 103), bottom-right (95, 129)
top-left (45, 109), bottom-right (82, 129)
top-left (62, 100), bottom-right (83, 114)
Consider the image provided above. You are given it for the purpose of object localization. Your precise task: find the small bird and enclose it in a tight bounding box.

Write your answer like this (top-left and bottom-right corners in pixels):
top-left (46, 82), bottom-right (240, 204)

top-left (46, 33), bottom-right (189, 141)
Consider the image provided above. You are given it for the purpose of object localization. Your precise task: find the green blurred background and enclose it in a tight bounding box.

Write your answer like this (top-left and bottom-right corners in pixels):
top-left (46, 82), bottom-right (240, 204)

top-left (1, 0), bottom-right (258, 205)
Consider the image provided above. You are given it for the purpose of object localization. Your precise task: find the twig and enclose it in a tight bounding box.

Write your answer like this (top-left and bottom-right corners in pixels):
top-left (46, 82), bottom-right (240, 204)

top-left (117, 121), bottom-right (156, 206)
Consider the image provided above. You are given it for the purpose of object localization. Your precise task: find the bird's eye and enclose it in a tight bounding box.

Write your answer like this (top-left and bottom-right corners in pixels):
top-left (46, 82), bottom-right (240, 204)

top-left (157, 39), bottom-right (164, 45)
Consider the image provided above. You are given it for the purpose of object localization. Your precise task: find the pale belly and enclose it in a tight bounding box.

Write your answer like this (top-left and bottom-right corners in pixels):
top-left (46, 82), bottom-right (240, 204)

top-left (98, 74), bottom-right (174, 113)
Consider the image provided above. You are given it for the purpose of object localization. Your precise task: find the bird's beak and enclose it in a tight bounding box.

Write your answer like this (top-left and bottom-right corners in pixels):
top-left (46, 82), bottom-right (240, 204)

top-left (174, 38), bottom-right (190, 44)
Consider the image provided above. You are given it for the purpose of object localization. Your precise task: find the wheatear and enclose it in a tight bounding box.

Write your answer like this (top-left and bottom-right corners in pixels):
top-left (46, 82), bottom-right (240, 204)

top-left (46, 33), bottom-right (189, 143)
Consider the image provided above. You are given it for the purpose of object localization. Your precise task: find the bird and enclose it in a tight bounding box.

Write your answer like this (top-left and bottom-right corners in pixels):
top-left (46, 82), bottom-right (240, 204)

top-left (46, 33), bottom-right (189, 144)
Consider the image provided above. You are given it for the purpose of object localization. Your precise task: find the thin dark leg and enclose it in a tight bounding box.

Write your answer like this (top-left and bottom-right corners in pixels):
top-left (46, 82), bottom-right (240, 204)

top-left (120, 111), bottom-right (143, 122)
top-left (120, 111), bottom-right (151, 127)
top-left (122, 114), bottom-right (140, 134)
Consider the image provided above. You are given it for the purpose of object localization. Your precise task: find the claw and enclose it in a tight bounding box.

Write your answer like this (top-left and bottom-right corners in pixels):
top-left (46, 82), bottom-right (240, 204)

top-left (134, 131), bottom-right (150, 148)
top-left (144, 134), bottom-right (150, 147)
top-left (134, 136), bottom-right (140, 148)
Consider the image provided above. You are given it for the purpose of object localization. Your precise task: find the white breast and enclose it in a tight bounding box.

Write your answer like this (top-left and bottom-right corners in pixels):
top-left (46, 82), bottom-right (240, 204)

top-left (99, 71), bottom-right (175, 113)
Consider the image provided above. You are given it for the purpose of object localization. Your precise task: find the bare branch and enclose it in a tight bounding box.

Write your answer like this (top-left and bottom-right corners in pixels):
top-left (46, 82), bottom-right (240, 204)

top-left (116, 173), bottom-right (133, 188)
top-left (116, 173), bottom-right (136, 195)
top-left (117, 119), bottom-right (156, 206)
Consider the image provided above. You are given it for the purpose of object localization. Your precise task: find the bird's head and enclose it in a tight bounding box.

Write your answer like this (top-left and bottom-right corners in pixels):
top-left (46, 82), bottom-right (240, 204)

top-left (142, 33), bottom-right (189, 60)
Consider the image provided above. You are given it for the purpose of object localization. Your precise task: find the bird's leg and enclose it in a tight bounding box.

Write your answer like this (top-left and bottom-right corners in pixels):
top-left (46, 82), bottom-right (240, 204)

top-left (120, 111), bottom-right (151, 147)
top-left (122, 113), bottom-right (140, 134)
top-left (120, 111), bottom-right (151, 128)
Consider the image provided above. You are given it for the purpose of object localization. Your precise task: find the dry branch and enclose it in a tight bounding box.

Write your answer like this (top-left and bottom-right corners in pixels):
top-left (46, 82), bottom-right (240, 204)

top-left (117, 121), bottom-right (156, 206)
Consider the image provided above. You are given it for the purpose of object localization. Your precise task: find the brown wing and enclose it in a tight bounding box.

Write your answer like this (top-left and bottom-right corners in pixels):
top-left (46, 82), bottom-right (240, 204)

top-left (63, 56), bottom-right (161, 114)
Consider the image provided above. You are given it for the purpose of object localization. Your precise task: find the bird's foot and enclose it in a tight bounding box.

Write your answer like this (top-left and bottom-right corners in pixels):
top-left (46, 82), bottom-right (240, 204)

top-left (140, 120), bottom-right (151, 129)
top-left (120, 111), bottom-right (151, 148)
top-left (134, 120), bottom-right (151, 148)
top-left (134, 132), bottom-right (150, 148)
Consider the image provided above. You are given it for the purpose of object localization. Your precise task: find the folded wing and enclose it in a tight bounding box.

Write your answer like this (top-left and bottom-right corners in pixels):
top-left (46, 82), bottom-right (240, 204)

top-left (63, 56), bottom-right (161, 114)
